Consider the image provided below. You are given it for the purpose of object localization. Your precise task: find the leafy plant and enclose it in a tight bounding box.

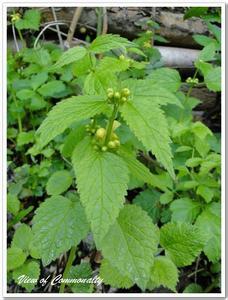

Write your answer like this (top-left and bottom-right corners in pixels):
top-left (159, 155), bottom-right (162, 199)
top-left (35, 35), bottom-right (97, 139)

top-left (7, 7), bottom-right (221, 294)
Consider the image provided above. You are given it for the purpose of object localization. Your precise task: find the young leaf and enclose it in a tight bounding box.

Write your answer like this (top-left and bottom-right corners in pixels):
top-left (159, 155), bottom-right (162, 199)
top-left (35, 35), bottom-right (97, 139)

top-left (100, 205), bottom-right (159, 290)
top-left (37, 80), bottom-right (66, 97)
top-left (12, 260), bottom-right (40, 292)
top-left (149, 256), bottom-right (179, 292)
top-left (160, 222), bottom-right (205, 267)
top-left (204, 66), bottom-right (221, 92)
top-left (50, 46), bottom-right (87, 70)
top-left (97, 57), bottom-right (130, 73)
top-left (11, 224), bottom-right (33, 251)
top-left (120, 99), bottom-right (175, 178)
top-left (46, 170), bottom-right (72, 195)
top-left (32, 196), bottom-right (89, 266)
top-left (170, 198), bottom-right (201, 223)
top-left (36, 95), bottom-right (108, 148)
top-left (68, 262), bottom-right (94, 293)
top-left (7, 193), bottom-right (20, 215)
top-left (119, 148), bottom-right (168, 192)
top-left (7, 247), bottom-right (27, 271)
top-left (184, 7), bottom-right (208, 20)
top-left (72, 138), bottom-right (129, 246)
top-left (15, 9), bottom-right (41, 31)
top-left (195, 203), bottom-right (221, 262)
top-left (198, 43), bottom-right (216, 61)
top-left (89, 34), bottom-right (134, 53)
top-left (100, 259), bottom-right (134, 289)
top-left (183, 283), bottom-right (203, 293)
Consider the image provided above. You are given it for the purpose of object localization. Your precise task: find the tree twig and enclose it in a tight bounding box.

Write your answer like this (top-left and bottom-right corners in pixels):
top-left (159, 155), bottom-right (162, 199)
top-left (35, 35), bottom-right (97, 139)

top-left (66, 7), bottom-right (83, 48)
top-left (102, 7), bottom-right (108, 35)
top-left (51, 7), bottom-right (64, 49)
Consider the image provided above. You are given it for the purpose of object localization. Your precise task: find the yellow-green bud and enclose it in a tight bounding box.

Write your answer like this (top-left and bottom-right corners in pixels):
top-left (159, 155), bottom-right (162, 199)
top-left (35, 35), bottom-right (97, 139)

top-left (114, 140), bottom-right (120, 147)
top-left (107, 88), bottom-right (114, 94)
top-left (122, 88), bottom-right (130, 97)
top-left (101, 146), bottom-right (108, 152)
top-left (108, 141), bottom-right (116, 149)
top-left (95, 128), bottom-right (106, 139)
top-left (121, 97), bottom-right (127, 103)
top-left (119, 54), bottom-right (125, 60)
top-left (80, 27), bottom-right (86, 34)
top-left (108, 92), bottom-right (114, 99)
top-left (114, 92), bottom-right (121, 99)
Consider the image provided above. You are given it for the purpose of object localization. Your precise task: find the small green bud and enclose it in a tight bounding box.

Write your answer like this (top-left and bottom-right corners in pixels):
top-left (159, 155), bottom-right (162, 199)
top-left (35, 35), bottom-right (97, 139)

top-left (119, 54), bottom-right (125, 60)
top-left (101, 146), bottom-right (108, 152)
top-left (108, 141), bottom-right (116, 149)
top-left (114, 92), bottom-right (121, 99)
top-left (121, 97), bottom-right (127, 103)
top-left (95, 128), bottom-right (106, 139)
top-left (80, 27), bottom-right (87, 34)
top-left (107, 88), bottom-right (114, 94)
top-left (91, 128), bottom-right (96, 134)
top-left (114, 140), bottom-right (120, 147)
top-left (93, 145), bottom-right (99, 150)
top-left (108, 92), bottom-right (114, 99)
top-left (122, 88), bottom-right (130, 97)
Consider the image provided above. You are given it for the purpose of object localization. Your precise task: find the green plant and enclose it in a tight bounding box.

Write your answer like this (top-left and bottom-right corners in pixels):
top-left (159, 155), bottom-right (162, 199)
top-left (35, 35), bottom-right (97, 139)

top-left (7, 8), bottom-right (221, 294)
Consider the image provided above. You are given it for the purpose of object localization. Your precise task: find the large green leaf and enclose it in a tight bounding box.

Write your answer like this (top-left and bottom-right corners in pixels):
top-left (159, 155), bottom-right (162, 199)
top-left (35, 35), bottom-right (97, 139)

top-left (37, 80), bottom-right (66, 97)
top-left (204, 67), bottom-right (221, 92)
top-left (100, 205), bottom-right (159, 290)
top-left (160, 222), bottom-right (205, 267)
top-left (120, 99), bottom-right (174, 178)
top-left (89, 34), bottom-right (133, 53)
top-left (32, 196), bottom-right (89, 266)
top-left (149, 256), bottom-right (179, 292)
top-left (50, 46), bottom-right (87, 70)
top-left (100, 259), bottom-right (134, 289)
top-left (170, 198), bottom-right (201, 223)
top-left (72, 138), bottom-right (129, 246)
top-left (195, 203), bottom-right (221, 262)
top-left (36, 95), bottom-right (108, 148)
top-left (46, 170), bottom-right (72, 195)
top-left (12, 260), bottom-right (40, 292)
top-left (11, 224), bottom-right (33, 251)
top-left (148, 68), bottom-right (181, 92)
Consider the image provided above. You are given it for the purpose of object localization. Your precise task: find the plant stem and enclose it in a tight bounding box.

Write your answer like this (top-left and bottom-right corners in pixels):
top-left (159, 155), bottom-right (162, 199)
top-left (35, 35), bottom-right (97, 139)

top-left (104, 104), bottom-right (119, 145)
top-left (96, 8), bottom-right (103, 36)
top-left (17, 28), bottom-right (26, 48)
top-left (59, 246), bottom-right (76, 293)
top-left (12, 95), bottom-right (22, 133)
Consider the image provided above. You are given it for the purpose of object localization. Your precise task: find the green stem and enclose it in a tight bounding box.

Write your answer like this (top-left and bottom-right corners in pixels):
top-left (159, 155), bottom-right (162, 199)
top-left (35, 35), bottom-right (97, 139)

top-left (96, 8), bottom-right (103, 36)
top-left (12, 95), bottom-right (22, 132)
top-left (104, 104), bottom-right (119, 145)
top-left (17, 28), bottom-right (26, 48)
top-left (59, 246), bottom-right (76, 293)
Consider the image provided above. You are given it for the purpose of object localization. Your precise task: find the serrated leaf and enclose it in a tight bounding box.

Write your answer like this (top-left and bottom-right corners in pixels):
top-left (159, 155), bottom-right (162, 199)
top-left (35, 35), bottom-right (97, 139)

top-left (160, 222), bottom-right (205, 267)
top-left (204, 67), bottom-right (221, 92)
top-left (84, 70), bottom-right (118, 96)
top-left (11, 224), bottom-right (33, 251)
top-left (100, 259), bottom-right (134, 289)
top-left (170, 198), bottom-right (201, 223)
top-left (32, 196), bottom-right (89, 266)
top-left (100, 205), bottom-right (159, 290)
top-left (50, 46), bottom-right (87, 70)
top-left (89, 34), bottom-right (134, 53)
top-left (120, 99), bottom-right (174, 178)
top-left (30, 72), bottom-right (48, 90)
top-left (72, 138), bottom-right (129, 246)
top-left (133, 189), bottom-right (161, 223)
top-left (12, 260), bottom-right (40, 292)
top-left (119, 148), bottom-right (168, 192)
top-left (193, 34), bottom-right (217, 47)
top-left (36, 95), bottom-right (108, 148)
top-left (67, 262), bottom-right (94, 293)
top-left (159, 191), bottom-right (173, 205)
top-left (7, 193), bottom-right (20, 215)
top-left (198, 43), bottom-right (216, 61)
top-left (17, 131), bottom-right (35, 146)
top-left (7, 247), bottom-right (27, 271)
top-left (148, 68), bottom-right (181, 92)
top-left (149, 256), bottom-right (179, 292)
top-left (196, 185), bottom-right (214, 203)
top-left (15, 9), bottom-right (41, 31)
top-left (195, 203), bottom-right (221, 262)
top-left (37, 80), bottom-right (66, 97)
top-left (97, 57), bottom-right (130, 73)
top-left (46, 170), bottom-right (72, 195)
